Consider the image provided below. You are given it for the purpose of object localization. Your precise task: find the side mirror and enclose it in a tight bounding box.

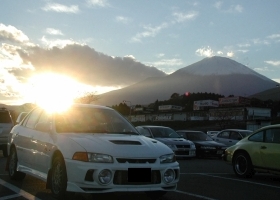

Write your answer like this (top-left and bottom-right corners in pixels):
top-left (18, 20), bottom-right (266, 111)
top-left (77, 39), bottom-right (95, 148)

top-left (35, 122), bottom-right (51, 132)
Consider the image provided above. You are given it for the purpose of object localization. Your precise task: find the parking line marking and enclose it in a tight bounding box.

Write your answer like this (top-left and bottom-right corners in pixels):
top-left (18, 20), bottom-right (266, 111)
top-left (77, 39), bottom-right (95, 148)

top-left (0, 178), bottom-right (41, 200)
top-left (0, 194), bottom-right (21, 200)
top-left (175, 190), bottom-right (218, 200)
top-left (199, 174), bottom-right (280, 189)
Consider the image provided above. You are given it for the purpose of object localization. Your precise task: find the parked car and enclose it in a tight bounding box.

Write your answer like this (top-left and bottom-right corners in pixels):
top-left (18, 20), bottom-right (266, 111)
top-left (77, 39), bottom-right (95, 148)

top-left (0, 107), bottom-right (14, 157)
top-left (176, 130), bottom-right (227, 158)
top-left (135, 125), bottom-right (196, 158)
top-left (15, 112), bottom-right (28, 124)
top-left (212, 129), bottom-right (253, 146)
top-left (223, 124), bottom-right (280, 178)
top-left (7, 104), bottom-right (180, 199)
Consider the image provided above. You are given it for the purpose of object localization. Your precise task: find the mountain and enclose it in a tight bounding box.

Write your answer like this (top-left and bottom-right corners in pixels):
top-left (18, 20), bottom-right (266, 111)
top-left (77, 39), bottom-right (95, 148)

top-left (95, 56), bottom-right (278, 106)
top-left (249, 86), bottom-right (280, 101)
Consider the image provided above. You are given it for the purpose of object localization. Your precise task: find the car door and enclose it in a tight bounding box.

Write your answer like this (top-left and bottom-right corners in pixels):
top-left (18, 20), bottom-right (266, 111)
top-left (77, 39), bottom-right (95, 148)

top-left (260, 128), bottom-right (280, 170)
top-left (214, 130), bottom-right (231, 146)
top-left (32, 110), bottom-right (54, 175)
top-left (15, 108), bottom-right (42, 169)
top-left (228, 131), bottom-right (242, 146)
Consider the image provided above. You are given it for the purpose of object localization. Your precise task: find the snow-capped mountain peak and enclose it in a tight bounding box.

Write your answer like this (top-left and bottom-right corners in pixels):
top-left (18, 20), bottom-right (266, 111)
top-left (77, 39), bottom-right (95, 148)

top-left (177, 56), bottom-right (261, 76)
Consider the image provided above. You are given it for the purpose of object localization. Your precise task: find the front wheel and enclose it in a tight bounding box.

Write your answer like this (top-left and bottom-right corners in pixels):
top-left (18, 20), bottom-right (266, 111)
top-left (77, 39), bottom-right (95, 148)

top-left (8, 147), bottom-right (26, 180)
top-left (50, 156), bottom-right (67, 200)
top-left (233, 152), bottom-right (254, 178)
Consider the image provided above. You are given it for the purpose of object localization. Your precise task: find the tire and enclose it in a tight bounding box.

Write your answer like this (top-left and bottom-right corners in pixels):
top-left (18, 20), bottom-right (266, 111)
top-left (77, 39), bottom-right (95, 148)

top-left (233, 152), bottom-right (254, 178)
top-left (145, 191), bottom-right (167, 199)
top-left (50, 156), bottom-right (67, 200)
top-left (8, 147), bottom-right (26, 180)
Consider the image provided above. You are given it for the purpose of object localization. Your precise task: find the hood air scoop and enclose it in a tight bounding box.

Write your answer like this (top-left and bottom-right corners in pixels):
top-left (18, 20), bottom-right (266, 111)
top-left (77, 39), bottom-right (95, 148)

top-left (110, 140), bottom-right (142, 145)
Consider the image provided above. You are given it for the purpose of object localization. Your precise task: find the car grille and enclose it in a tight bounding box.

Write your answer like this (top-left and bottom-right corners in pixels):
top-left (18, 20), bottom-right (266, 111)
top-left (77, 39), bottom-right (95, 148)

top-left (113, 170), bottom-right (161, 185)
top-left (175, 151), bottom-right (189, 155)
top-left (176, 145), bottom-right (190, 148)
top-left (116, 158), bottom-right (156, 163)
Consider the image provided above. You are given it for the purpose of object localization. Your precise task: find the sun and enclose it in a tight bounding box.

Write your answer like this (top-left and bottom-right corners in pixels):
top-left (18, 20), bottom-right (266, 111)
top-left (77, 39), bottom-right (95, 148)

top-left (26, 73), bottom-right (90, 113)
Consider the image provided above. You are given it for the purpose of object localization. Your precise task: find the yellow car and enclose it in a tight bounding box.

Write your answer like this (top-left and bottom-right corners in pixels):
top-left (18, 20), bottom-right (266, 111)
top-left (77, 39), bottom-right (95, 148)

top-left (223, 124), bottom-right (280, 178)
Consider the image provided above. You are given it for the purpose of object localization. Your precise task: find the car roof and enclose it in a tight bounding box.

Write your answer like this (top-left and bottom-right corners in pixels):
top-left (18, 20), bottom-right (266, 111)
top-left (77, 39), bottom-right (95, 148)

top-left (136, 125), bottom-right (170, 128)
top-left (220, 129), bottom-right (252, 132)
top-left (177, 130), bottom-right (204, 133)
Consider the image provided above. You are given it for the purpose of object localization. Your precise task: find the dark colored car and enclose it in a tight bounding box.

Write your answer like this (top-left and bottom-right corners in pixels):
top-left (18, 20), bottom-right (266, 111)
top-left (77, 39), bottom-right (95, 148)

top-left (0, 107), bottom-right (14, 157)
top-left (176, 130), bottom-right (227, 158)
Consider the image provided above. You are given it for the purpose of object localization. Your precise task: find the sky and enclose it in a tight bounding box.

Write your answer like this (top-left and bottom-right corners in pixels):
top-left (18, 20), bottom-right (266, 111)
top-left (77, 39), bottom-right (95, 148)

top-left (0, 0), bottom-right (280, 105)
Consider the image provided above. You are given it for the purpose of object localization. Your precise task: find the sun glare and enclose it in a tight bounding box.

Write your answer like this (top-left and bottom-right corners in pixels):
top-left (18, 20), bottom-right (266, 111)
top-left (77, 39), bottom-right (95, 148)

top-left (27, 73), bottom-right (88, 113)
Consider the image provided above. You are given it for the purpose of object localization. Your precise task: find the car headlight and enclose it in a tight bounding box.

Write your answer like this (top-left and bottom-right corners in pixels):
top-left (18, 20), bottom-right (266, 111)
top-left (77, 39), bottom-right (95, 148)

top-left (200, 146), bottom-right (216, 149)
top-left (166, 144), bottom-right (176, 149)
top-left (72, 152), bottom-right (114, 163)
top-left (163, 169), bottom-right (175, 183)
top-left (190, 144), bottom-right (196, 149)
top-left (160, 153), bottom-right (176, 163)
top-left (98, 169), bottom-right (112, 185)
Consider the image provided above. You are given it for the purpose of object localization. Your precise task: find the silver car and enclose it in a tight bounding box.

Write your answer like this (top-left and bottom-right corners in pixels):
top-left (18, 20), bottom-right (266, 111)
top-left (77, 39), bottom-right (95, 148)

top-left (212, 129), bottom-right (253, 146)
top-left (136, 125), bottom-right (196, 158)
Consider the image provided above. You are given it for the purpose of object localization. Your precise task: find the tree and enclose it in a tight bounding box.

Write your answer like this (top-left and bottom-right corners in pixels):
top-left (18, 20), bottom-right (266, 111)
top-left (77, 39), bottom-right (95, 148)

top-left (74, 92), bottom-right (99, 104)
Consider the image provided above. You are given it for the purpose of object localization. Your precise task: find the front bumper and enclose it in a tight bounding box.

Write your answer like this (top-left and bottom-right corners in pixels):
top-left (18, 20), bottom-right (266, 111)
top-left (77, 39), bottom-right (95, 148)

top-left (65, 158), bottom-right (180, 193)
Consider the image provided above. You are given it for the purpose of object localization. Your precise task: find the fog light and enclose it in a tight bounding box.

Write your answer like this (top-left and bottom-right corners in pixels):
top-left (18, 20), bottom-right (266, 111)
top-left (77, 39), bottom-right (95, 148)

top-left (163, 169), bottom-right (175, 183)
top-left (98, 169), bottom-right (112, 184)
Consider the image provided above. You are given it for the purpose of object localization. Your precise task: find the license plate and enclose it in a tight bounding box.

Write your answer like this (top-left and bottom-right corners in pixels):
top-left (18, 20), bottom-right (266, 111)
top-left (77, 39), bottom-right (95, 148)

top-left (128, 168), bottom-right (151, 182)
top-left (217, 150), bottom-right (223, 154)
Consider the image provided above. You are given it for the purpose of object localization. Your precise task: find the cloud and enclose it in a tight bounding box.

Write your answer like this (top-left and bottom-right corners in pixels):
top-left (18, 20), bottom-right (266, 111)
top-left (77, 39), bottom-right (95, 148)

top-left (227, 52), bottom-right (234, 57)
top-left (0, 24), bottom-right (166, 104)
top-left (0, 24), bottom-right (30, 44)
top-left (130, 23), bottom-right (169, 43)
top-left (265, 60), bottom-right (280, 66)
top-left (214, 2), bottom-right (243, 13)
top-left (87, 0), bottom-right (110, 7)
top-left (172, 11), bottom-right (198, 23)
top-left (272, 79), bottom-right (280, 83)
top-left (41, 36), bottom-right (77, 49)
top-left (254, 67), bottom-right (272, 72)
top-left (267, 34), bottom-right (280, 39)
top-left (18, 44), bottom-right (166, 87)
top-left (252, 38), bottom-right (270, 45)
top-left (115, 16), bottom-right (132, 24)
top-left (42, 3), bottom-right (79, 13)
top-left (46, 28), bottom-right (64, 36)
top-left (195, 47), bottom-right (214, 57)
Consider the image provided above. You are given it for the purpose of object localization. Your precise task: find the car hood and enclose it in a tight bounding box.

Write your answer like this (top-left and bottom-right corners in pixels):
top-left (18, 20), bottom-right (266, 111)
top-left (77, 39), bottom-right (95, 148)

top-left (155, 137), bottom-right (192, 145)
top-left (69, 133), bottom-right (173, 157)
top-left (193, 140), bottom-right (227, 147)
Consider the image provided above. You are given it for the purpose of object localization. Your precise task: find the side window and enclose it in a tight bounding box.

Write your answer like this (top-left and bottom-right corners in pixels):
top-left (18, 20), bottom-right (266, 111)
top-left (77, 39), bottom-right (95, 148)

top-left (270, 128), bottom-right (280, 144)
top-left (265, 129), bottom-right (273, 143)
top-left (249, 131), bottom-right (264, 142)
top-left (230, 132), bottom-right (240, 140)
top-left (25, 108), bottom-right (42, 129)
top-left (218, 131), bottom-right (230, 139)
top-left (37, 111), bottom-right (51, 124)
top-left (137, 128), bottom-right (152, 137)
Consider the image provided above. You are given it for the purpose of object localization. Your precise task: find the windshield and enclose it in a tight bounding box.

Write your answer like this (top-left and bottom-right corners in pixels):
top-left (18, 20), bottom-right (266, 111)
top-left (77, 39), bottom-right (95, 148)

top-left (150, 127), bottom-right (181, 138)
top-left (55, 107), bottom-right (138, 134)
top-left (185, 132), bottom-right (213, 141)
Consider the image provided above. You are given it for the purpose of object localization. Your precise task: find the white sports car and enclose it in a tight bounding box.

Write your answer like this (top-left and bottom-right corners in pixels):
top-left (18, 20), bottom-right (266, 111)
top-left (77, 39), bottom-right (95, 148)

top-left (7, 104), bottom-right (180, 199)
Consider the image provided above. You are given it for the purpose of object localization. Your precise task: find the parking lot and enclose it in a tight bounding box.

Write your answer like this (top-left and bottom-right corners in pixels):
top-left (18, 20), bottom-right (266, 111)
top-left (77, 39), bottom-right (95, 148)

top-left (0, 152), bottom-right (280, 200)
